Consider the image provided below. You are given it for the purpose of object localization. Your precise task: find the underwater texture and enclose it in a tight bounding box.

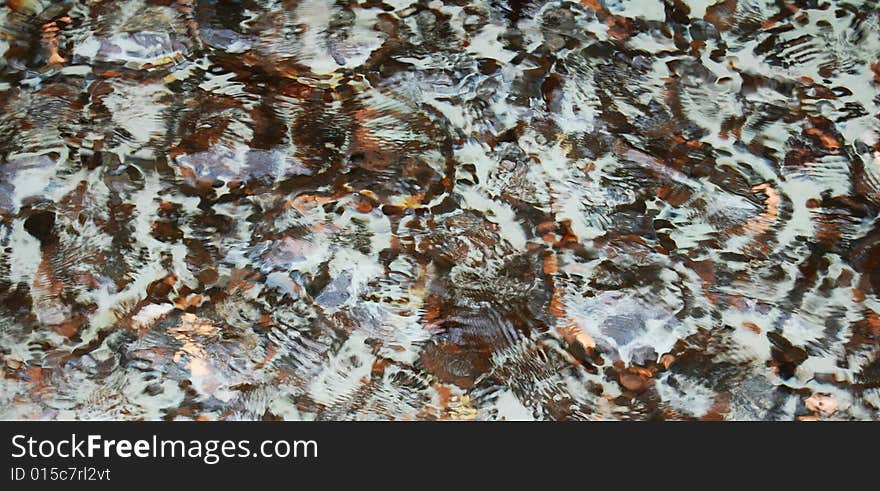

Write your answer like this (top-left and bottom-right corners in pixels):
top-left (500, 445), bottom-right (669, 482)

top-left (1, 0), bottom-right (879, 421)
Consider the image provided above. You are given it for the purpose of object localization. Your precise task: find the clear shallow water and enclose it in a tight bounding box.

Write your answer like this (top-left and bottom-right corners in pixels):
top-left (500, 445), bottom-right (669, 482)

top-left (0, 0), bottom-right (879, 420)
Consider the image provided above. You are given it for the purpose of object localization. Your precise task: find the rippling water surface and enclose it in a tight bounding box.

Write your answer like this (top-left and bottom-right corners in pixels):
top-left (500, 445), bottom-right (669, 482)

top-left (1, 0), bottom-right (879, 420)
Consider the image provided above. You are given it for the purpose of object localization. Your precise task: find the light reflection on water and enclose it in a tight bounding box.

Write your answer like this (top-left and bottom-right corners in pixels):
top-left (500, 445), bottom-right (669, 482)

top-left (0, 0), bottom-right (879, 421)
